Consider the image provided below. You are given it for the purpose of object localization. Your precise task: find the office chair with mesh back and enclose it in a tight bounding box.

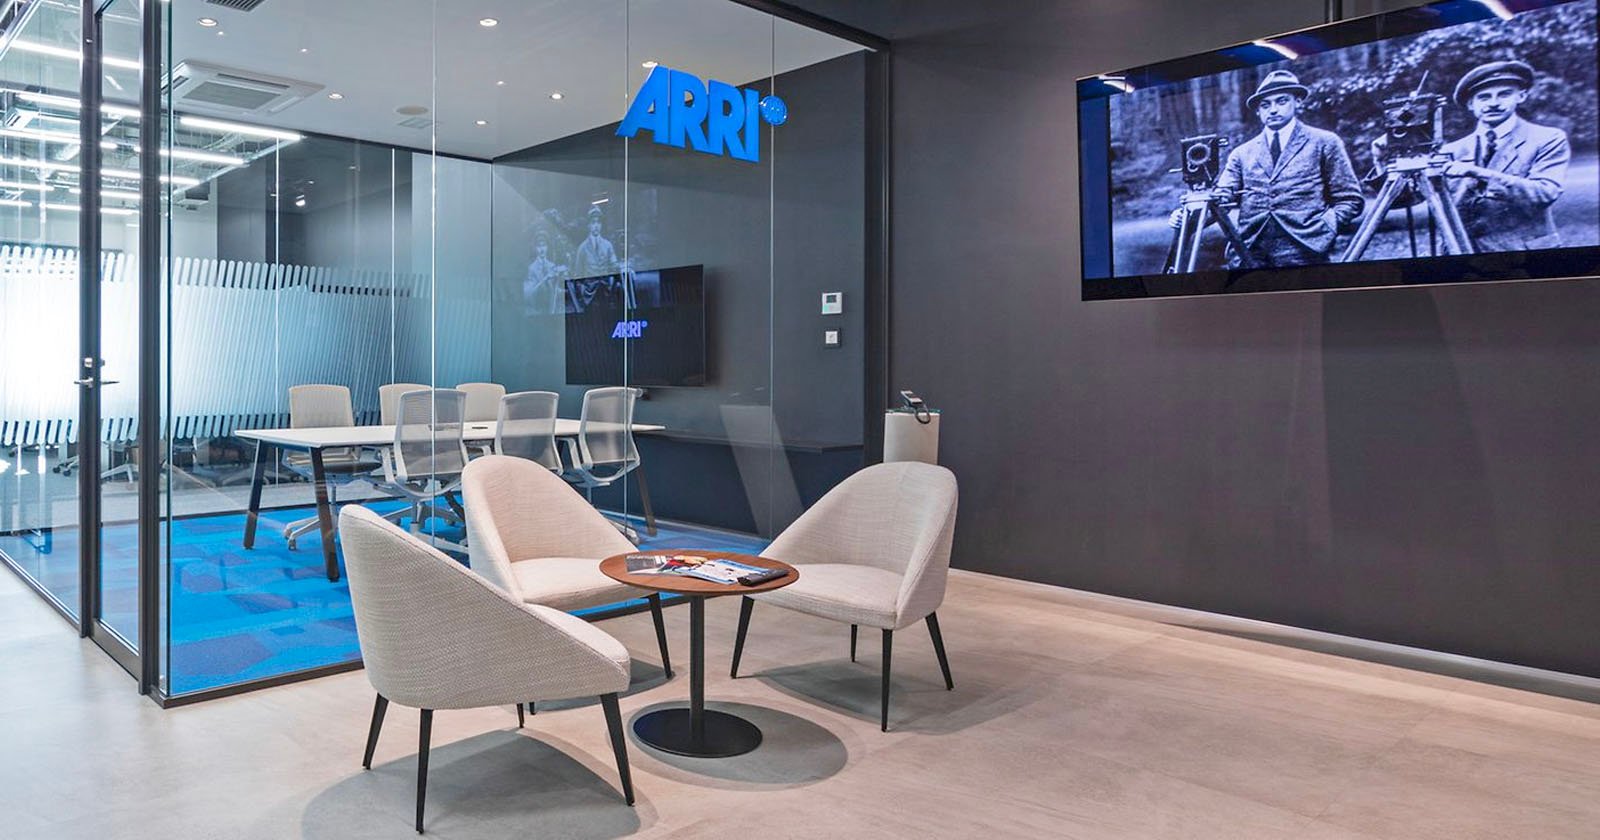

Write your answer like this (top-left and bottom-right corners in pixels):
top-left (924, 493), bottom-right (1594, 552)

top-left (373, 383), bottom-right (429, 524)
top-left (561, 387), bottom-right (643, 541)
top-left (283, 384), bottom-right (381, 550)
top-left (457, 382), bottom-right (508, 423)
top-left (378, 383), bottom-right (429, 426)
top-left (457, 382), bottom-right (507, 458)
top-left (379, 388), bottom-right (470, 554)
top-left (494, 391), bottom-right (563, 472)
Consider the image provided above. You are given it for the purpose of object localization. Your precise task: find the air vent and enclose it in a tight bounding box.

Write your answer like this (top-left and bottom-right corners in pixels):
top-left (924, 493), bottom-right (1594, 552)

top-left (167, 61), bottom-right (321, 115)
top-left (206, 0), bottom-right (270, 11)
top-left (397, 116), bottom-right (436, 130)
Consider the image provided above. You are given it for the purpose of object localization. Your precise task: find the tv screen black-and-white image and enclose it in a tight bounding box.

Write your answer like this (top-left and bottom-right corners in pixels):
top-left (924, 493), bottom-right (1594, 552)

top-left (1078, 0), bottom-right (1600, 299)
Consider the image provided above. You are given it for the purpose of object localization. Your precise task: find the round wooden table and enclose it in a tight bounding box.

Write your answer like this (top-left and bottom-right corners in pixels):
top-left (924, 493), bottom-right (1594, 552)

top-left (600, 549), bottom-right (796, 758)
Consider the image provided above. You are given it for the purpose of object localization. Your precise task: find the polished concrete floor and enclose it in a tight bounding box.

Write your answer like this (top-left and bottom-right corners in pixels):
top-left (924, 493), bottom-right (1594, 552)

top-left (4, 566), bottom-right (1600, 839)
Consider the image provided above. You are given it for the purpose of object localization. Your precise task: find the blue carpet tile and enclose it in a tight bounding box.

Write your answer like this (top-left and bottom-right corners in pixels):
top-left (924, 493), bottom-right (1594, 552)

top-left (0, 501), bottom-right (768, 696)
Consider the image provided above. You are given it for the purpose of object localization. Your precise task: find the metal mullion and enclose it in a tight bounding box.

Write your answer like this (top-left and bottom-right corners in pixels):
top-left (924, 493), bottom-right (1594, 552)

top-left (76, 0), bottom-right (103, 635)
top-left (136, 0), bottom-right (162, 696)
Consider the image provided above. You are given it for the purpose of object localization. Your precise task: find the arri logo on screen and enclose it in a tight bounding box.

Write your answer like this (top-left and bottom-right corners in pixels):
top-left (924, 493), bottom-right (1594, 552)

top-left (610, 319), bottom-right (649, 339)
top-left (616, 65), bottom-right (788, 163)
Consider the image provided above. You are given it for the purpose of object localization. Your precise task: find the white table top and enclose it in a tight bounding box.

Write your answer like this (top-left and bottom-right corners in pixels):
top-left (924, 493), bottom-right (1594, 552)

top-left (236, 420), bottom-right (664, 450)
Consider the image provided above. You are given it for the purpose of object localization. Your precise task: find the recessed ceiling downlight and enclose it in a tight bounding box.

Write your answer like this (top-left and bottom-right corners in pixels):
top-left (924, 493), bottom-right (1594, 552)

top-left (479, 18), bottom-right (498, 27)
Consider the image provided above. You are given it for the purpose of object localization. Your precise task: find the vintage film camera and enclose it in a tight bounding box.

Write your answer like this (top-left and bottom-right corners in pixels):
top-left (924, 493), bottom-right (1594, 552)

top-left (1380, 73), bottom-right (1446, 160)
top-left (1174, 133), bottom-right (1229, 190)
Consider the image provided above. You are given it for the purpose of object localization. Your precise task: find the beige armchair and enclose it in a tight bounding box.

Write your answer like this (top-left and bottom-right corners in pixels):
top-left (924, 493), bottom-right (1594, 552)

top-left (463, 455), bottom-right (674, 687)
top-left (338, 505), bottom-right (635, 833)
top-left (730, 461), bottom-right (959, 731)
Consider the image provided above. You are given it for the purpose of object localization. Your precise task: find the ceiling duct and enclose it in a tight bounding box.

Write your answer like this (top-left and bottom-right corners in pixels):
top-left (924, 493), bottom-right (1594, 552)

top-left (205, 0), bottom-right (270, 11)
top-left (167, 60), bottom-right (321, 115)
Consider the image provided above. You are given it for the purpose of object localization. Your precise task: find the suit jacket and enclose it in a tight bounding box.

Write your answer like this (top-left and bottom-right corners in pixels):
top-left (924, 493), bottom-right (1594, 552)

top-left (1218, 123), bottom-right (1365, 259)
top-left (1438, 119), bottom-right (1569, 252)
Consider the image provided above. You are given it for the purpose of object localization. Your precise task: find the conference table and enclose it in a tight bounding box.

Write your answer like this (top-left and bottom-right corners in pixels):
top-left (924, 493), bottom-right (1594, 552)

top-left (236, 420), bottom-right (665, 581)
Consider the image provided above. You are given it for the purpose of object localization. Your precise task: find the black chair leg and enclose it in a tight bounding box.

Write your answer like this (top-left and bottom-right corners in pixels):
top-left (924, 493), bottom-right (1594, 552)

top-left (648, 594), bottom-right (673, 678)
top-left (850, 624), bottom-right (858, 662)
top-left (881, 629), bottom-right (893, 732)
top-left (527, 701), bottom-right (535, 716)
top-left (516, 703), bottom-right (524, 728)
top-left (926, 612), bottom-right (954, 690)
top-left (730, 595), bottom-right (754, 678)
top-left (416, 709), bottom-right (433, 834)
top-left (600, 693), bottom-right (635, 806)
top-left (363, 694), bottom-right (388, 769)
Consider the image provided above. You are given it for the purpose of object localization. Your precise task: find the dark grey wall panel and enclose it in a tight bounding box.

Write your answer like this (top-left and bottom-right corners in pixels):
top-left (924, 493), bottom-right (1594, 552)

top-left (489, 52), bottom-right (867, 449)
top-left (789, 0), bottom-right (1600, 677)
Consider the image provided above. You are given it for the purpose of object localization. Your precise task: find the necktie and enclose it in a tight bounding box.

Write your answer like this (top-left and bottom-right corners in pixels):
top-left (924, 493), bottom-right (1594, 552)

top-left (1270, 131), bottom-right (1281, 165)
top-left (1481, 129), bottom-right (1497, 167)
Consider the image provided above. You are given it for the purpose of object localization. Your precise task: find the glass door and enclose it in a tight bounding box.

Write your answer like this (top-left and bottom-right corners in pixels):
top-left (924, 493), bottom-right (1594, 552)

top-left (64, 0), bottom-right (150, 681)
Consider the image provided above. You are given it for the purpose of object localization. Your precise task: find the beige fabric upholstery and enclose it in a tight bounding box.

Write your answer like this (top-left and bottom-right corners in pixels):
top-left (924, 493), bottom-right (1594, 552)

top-left (511, 557), bottom-right (644, 612)
top-left (339, 505), bottom-right (629, 710)
top-left (756, 461), bottom-right (958, 630)
top-left (463, 455), bottom-right (644, 609)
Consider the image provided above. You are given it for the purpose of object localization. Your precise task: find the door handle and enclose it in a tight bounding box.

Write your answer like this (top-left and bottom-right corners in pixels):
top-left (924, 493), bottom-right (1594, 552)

top-left (72, 378), bottom-right (119, 388)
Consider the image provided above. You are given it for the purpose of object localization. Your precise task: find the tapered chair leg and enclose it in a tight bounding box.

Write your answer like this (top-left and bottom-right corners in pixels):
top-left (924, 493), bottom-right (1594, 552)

top-left (881, 629), bottom-right (894, 732)
top-left (516, 703), bottom-right (525, 728)
top-left (926, 612), bottom-right (954, 690)
top-left (850, 625), bottom-right (858, 662)
top-left (363, 694), bottom-right (388, 769)
top-left (416, 709), bottom-right (433, 834)
top-left (648, 594), bottom-right (673, 678)
top-left (527, 701), bottom-right (535, 716)
top-left (730, 596), bottom-right (754, 678)
top-left (600, 693), bottom-right (635, 806)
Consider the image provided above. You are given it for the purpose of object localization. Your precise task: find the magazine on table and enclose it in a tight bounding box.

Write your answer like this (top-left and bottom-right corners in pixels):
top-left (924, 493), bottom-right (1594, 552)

top-left (624, 553), bottom-right (770, 585)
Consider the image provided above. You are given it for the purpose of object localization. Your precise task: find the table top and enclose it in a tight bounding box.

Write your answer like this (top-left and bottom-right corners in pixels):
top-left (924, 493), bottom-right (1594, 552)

top-left (236, 419), bottom-right (665, 450)
top-left (599, 550), bottom-right (797, 596)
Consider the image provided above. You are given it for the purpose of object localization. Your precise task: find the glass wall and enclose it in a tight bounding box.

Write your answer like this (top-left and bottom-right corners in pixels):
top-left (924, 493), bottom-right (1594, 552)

top-left (142, 0), bottom-right (872, 697)
top-left (0, 0), bottom-right (85, 617)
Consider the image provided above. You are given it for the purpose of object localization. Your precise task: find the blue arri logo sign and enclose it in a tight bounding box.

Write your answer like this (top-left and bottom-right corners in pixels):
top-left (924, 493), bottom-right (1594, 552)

top-left (616, 65), bottom-right (787, 163)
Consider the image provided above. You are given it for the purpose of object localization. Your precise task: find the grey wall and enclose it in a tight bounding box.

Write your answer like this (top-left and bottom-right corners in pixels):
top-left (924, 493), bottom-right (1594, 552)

top-left (792, 0), bottom-right (1600, 678)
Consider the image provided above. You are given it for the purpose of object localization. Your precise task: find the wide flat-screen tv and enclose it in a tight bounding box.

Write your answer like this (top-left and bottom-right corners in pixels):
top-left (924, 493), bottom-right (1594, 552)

top-left (1077, 0), bottom-right (1600, 300)
top-left (564, 265), bottom-right (707, 387)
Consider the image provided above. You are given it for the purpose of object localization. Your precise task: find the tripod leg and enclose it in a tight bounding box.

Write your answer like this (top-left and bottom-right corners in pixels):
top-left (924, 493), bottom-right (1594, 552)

top-left (1208, 202), bottom-right (1255, 269)
top-left (1339, 174), bottom-right (1404, 263)
top-left (1183, 205), bottom-right (1206, 273)
top-left (1429, 174), bottom-right (1474, 255)
top-left (1162, 209), bottom-right (1187, 274)
top-left (1419, 176), bottom-right (1465, 256)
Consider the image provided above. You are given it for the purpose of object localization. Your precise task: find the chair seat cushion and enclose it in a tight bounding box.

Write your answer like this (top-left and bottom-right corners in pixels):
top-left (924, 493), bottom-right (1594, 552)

top-left (511, 556), bottom-right (647, 612)
top-left (754, 563), bottom-right (901, 629)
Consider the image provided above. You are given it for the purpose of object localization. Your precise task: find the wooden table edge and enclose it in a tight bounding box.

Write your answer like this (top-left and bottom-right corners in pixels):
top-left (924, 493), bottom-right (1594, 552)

top-left (599, 550), bottom-right (797, 596)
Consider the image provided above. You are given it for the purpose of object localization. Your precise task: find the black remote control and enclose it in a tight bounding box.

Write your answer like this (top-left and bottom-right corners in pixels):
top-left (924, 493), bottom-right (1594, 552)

top-left (738, 568), bottom-right (787, 586)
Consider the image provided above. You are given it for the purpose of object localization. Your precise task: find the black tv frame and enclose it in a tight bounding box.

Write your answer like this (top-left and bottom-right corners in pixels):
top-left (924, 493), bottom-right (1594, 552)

top-left (563, 264), bottom-right (709, 388)
top-left (1076, 0), bottom-right (1600, 301)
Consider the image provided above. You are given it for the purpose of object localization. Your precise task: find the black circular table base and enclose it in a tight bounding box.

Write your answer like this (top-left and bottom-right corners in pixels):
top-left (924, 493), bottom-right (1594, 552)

top-left (632, 708), bottom-right (763, 758)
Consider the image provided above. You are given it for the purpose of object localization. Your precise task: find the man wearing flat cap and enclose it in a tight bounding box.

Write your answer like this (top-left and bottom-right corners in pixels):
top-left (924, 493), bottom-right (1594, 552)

top-left (1176, 69), bottom-right (1364, 268)
top-left (1439, 59), bottom-right (1569, 251)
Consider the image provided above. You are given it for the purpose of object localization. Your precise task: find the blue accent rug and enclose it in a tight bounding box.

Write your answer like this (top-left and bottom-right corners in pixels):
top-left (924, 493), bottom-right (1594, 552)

top-left (0, 502), bottom-right (768, 696)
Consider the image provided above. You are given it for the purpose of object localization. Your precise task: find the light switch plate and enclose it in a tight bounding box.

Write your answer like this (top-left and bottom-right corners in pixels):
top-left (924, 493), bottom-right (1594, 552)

top-left (821, 291), bottom-right (843, 315)
top-left (823, 329), bottom-right (841, 348)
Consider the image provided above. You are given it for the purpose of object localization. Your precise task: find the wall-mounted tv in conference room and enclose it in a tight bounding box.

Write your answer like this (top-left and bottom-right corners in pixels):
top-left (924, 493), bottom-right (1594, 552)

top-left (1077, 0), bottom-right (1600, 300)
top-left (564, 265), bottom-right (707, 387)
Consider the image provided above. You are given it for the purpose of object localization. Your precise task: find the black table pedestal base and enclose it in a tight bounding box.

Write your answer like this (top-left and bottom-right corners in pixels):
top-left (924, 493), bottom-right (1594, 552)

top-left (632, 708), bottom-right (762, 758)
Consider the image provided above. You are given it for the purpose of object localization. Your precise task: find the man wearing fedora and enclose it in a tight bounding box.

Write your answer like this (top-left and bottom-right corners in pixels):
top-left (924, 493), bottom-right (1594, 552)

top-left (1438, 60), bottom-right (1569, 252)
top-left (1174, 69), bottom-right (1364, 269)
